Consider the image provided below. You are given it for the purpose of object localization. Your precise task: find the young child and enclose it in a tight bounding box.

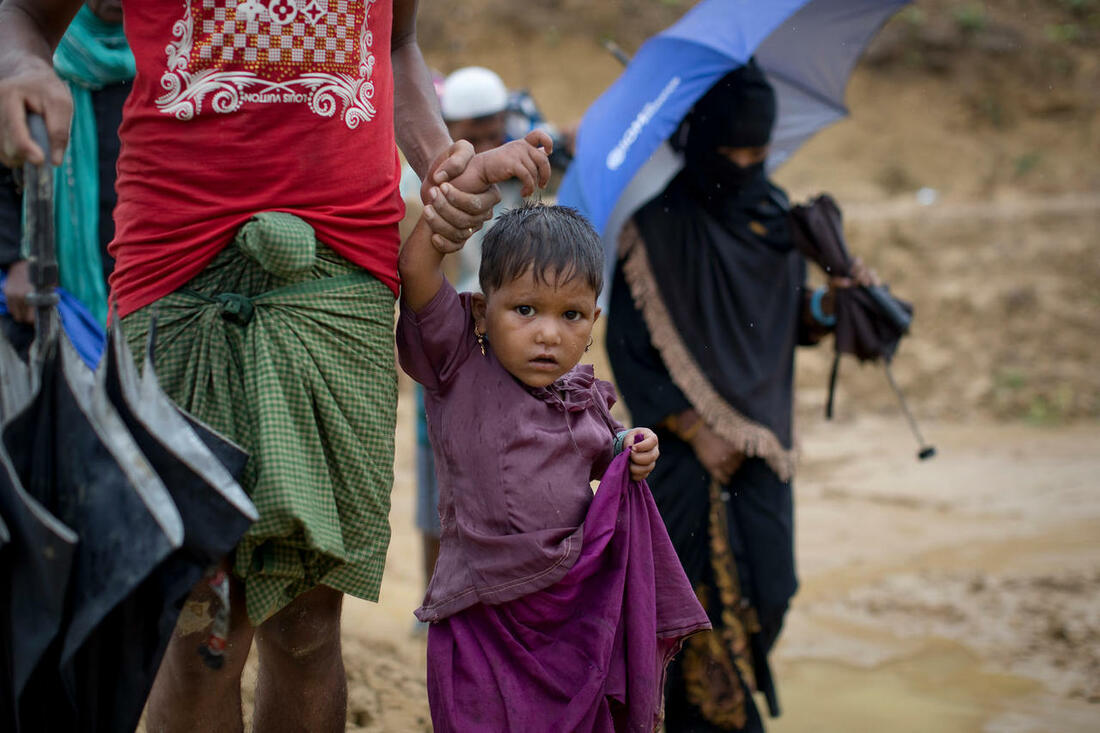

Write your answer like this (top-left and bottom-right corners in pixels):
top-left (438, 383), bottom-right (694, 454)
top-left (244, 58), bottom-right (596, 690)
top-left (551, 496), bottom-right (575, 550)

top-left (396, 132), bottom-right (709, 731)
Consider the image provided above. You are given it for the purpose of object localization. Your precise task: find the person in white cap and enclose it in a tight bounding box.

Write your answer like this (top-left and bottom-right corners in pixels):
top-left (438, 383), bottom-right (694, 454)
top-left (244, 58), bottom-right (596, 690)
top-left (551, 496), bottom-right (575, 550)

top-left (440, 66), bottom-right (511, 154)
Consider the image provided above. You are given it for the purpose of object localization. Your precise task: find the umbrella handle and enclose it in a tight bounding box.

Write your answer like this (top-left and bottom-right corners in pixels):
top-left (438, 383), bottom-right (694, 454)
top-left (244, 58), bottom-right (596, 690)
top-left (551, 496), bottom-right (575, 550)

top-left (862, 284), bottom-right (911, 335)
top-left (602, 39), bottom-right (631, 67)
top-left (22, 114), bottom-right (59, 308)
top-left (22, 113), bottom-right (61, 364)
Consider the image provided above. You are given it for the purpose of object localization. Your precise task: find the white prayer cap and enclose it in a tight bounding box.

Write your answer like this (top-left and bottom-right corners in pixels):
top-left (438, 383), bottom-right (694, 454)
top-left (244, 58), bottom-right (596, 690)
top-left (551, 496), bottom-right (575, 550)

top-left (440, 67), bottom-right (508, 121)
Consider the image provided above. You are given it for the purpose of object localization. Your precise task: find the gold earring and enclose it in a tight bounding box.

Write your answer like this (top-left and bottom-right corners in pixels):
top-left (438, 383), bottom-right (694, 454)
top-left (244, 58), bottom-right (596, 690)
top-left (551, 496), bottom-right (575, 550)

top-left (476, 329), bottom-right (487, 356)
top-left (585, 338), bottom-right (593, 353)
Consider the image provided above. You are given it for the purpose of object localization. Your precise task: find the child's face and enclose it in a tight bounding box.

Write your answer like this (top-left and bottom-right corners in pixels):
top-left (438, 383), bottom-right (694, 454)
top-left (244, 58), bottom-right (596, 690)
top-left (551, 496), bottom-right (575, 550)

top-left (473, 268), bottom-right (601, 388)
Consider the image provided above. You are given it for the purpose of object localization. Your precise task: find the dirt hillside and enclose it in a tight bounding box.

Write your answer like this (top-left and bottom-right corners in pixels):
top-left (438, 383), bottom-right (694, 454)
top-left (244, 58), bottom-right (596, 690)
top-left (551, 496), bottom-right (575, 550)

top-left (419, 0), bottom-right (1100, 423)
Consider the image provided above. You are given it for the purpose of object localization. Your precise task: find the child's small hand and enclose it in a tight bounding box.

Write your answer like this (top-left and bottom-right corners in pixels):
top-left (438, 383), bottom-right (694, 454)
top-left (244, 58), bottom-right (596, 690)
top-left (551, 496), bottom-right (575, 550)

top-left (447, 130), bottom-right (553, 197)
top-left (626, 428), bottom-right (660, 482)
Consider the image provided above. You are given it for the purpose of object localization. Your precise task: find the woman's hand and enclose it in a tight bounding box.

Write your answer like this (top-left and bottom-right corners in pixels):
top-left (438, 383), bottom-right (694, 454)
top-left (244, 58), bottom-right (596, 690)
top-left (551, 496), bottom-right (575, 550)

top-left (828, 256), bottom-right (881, 291)
top-left (625, 428), bottom-right (659, 482)
top-left (689, 423), bottom-right (744, 485)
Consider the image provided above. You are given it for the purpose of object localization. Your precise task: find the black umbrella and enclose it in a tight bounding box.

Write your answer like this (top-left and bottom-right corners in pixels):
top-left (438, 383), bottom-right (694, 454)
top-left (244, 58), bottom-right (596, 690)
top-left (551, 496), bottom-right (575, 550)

top-left (2, 116), bottom-right (180, 731)
top-left (1, 114), bottom-right (254, 731)
top-left (789, 193), bottom-right (935, 460)
top-left (4, 331), bottom-right (186, 731)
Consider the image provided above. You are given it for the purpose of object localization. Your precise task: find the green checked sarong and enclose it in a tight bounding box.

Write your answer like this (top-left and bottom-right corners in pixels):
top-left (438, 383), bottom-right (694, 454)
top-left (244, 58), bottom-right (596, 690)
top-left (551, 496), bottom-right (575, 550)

top-left (121, 212), bottom-right (397, 624)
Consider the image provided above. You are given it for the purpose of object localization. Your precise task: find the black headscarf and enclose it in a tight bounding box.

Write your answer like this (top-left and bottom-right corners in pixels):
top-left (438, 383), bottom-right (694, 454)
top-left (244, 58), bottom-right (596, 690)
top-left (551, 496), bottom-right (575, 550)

top-left (622, 62), bottom-right (805, 467)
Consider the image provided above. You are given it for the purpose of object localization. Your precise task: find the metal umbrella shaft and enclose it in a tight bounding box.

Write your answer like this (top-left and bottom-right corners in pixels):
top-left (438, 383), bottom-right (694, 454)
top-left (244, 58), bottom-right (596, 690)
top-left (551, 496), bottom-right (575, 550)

top-left (22, 114), bottom-right (61, 364)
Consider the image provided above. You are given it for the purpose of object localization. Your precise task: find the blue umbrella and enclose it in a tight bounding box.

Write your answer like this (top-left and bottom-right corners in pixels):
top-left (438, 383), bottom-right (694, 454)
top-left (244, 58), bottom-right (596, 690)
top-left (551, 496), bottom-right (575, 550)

top-left (558, 0), bottom-right (910, 287)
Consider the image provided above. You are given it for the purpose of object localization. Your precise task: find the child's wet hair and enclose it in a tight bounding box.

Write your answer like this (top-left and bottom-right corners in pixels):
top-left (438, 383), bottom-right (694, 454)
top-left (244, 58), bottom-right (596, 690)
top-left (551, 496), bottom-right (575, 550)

top-left (479, 203), bottom-right (603, 296)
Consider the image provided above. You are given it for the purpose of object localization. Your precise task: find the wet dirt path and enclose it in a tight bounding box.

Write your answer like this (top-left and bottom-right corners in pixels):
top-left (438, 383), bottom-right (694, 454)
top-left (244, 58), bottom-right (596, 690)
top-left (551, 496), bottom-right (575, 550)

top-left (242, 395), bottom-right (1100, 732)
top-left (768, 416), bottom-right (1100, 732)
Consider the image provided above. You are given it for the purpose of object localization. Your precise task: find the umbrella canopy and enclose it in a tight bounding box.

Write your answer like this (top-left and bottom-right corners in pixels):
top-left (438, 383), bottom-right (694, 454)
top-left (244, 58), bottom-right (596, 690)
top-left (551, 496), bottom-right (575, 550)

top-left (557, 0), bottom-right (910, 287)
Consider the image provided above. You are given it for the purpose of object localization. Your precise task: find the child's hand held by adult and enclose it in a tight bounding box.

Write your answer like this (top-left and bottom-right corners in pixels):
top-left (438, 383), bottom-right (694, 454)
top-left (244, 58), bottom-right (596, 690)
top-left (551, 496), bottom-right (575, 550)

top-left (627, 428), bottom-right (660, 482)
top-left (450, 130), bottom-right (553, 198)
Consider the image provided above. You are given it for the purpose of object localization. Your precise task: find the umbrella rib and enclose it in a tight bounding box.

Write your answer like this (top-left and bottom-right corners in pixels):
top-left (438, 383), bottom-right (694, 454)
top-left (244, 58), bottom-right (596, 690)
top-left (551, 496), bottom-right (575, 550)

top-left (760, 66), bottom-right (849, 118)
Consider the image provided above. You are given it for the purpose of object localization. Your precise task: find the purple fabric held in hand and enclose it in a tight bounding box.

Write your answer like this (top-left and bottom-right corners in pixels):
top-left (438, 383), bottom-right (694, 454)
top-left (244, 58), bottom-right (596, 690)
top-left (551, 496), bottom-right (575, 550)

top-left (426, 451), bottom-right (710, 732)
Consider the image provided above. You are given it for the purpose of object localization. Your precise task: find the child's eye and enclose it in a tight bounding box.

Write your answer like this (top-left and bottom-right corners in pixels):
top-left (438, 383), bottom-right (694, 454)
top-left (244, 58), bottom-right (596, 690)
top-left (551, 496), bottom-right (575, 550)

top-left (563, 310), bottom-right (582, 321)
top-left (516, 305), bottom-right (534, 316)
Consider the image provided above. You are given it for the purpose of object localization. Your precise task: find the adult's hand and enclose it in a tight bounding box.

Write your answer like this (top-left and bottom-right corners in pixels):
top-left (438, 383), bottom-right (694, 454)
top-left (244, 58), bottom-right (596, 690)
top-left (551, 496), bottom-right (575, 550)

top-left (0, 0), bottom-right (85, 168)
top-left (828, 257), bottom-right (881, 290)
top-left (689, 422), bottom-right (744, 485)
top-left (419, 139), bottom-right (500, 252)
top-left (3, 260), bottom-right (35, 324)
top-left (0, 56), bottom-right (72, 168)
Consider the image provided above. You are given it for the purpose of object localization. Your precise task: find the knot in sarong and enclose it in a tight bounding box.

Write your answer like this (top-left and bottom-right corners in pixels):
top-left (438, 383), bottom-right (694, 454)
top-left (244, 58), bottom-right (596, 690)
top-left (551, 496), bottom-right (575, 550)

top-left (215, 292), bottom-right (254, 326)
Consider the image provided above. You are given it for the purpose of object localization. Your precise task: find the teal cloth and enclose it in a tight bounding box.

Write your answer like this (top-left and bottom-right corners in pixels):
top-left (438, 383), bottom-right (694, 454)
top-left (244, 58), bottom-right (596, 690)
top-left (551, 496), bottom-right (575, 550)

top-left (52, 6), bottom-right (135, 325)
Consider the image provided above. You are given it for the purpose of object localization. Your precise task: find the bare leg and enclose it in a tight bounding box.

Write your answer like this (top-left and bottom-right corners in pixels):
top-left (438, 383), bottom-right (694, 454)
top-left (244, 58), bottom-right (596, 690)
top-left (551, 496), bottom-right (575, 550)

top-left (145, 577), bottom-right (254, 733)
top-left (252, 585), bottom-right (346, 733)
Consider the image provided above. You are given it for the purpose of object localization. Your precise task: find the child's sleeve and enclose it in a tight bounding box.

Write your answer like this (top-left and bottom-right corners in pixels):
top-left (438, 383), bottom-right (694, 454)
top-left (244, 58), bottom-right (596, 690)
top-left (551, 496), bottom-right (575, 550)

top-left (396, 279), bottom-right (475, 391)
top-left (591, 378), bottom-right (627, 481)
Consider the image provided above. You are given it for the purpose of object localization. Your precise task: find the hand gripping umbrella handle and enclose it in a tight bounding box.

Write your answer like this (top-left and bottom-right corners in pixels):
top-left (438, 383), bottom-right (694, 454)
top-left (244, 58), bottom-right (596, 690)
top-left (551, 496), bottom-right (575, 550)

top-left (22, 114), bottom-right (60, 311)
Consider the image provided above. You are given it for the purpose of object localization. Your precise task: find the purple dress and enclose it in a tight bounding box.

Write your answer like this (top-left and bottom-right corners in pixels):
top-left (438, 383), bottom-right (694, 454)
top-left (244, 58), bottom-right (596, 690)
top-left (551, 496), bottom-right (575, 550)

top-left (396, 281), bottom-right (709, 731)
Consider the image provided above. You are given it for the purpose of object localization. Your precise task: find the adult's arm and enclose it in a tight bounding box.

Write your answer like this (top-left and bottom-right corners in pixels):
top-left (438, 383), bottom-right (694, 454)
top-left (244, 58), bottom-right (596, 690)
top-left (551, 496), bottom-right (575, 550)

top-left (391, 0), bottom-right (500, 246)
top-left (391, 0), bottom-right (447, 180)
top-left (0, 0), bottom-right (84, 167)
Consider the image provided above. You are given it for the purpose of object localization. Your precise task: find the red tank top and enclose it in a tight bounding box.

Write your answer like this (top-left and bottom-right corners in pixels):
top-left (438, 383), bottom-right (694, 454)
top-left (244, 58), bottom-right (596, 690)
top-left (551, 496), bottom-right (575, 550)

top-left (110, 0), bottom-right (402, 317)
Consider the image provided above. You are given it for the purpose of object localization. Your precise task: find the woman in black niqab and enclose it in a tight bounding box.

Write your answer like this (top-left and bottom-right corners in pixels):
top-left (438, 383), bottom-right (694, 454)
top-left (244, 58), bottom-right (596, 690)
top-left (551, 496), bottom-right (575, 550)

top-left (606, 61), bottom-right (827, 732)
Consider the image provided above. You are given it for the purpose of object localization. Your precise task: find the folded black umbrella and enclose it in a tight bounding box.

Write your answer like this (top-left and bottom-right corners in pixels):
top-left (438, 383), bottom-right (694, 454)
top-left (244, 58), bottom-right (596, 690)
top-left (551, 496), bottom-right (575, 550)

top-left (789, 193), bottom-right (934, 460)
top-left (789, 193), bottom-right (913, 361)
top-left (3, 113), bottom-right (258, 732)
top-left (4, 333), bottom-right (185, 731)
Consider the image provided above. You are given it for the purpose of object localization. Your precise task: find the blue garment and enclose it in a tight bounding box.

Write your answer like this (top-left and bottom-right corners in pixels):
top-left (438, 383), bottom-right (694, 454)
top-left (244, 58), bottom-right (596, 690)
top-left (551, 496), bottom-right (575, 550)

top-left (0, 274), bottom-right (105, 369)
